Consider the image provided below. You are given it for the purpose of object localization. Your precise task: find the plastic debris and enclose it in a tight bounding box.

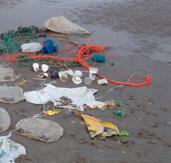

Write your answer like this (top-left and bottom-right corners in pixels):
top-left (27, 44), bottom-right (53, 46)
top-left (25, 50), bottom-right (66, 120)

top-left (38, 73), bottom-right (49, 79)
top-left (43, 109), bottom-right (60, 116)
top-left (41, 38), bottom-right (58, 54)
top-left (119, 130), bottom-right (130, 137)
top-left (21, 42), bottom-right (42, 53)
top-left (16, 54), bottom-right (33, 67)
top-left (59, 73), bottom-right (69, 83)
top-left (15, 118), bottom-right (63, 143)
top-left (0, 108), bottom-right (11, 132)
top-left (41, 64), bottom-right (49, 72)
top-left (79, 113), bottom-right (120, 139)
top-left (97, 79), bottom-right (108, 85)
top-left (0, 66), bottom-right (20, 82)
top-left (0, 26), bottom-right (43, 53)
top-left (50, 70), bottom-right (59, 79)
top-left (91, 54), bottom-right (106, 63)
top-left (72, 70), bottom-right (83, 84)
top-left (32, 63), bottom-right (40, 72)
top-left (113, 111), bottom-right (125, 117)
top-left (0, 86), bottom-right (24, 103)
top-left (44, 16), bottom-right (90, 34)
top-left (89, 67), bottom-right (98, 81)
top-left (24, 84), bottom-right (97, 111)
top-left (87, 101), bottom-right (107, 110)
top-left (0, 44), bottom-right (152, 87)
top-left (0, 135), bottom-right (26, 163)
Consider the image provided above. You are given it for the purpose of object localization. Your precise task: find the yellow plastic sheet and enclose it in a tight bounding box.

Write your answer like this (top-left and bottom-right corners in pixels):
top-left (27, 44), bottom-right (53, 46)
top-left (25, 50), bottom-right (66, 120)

top-left (81, 114), bottom-right (119, 139)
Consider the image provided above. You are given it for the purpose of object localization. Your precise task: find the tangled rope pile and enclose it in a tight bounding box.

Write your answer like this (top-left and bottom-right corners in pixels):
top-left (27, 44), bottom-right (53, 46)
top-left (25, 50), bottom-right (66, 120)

top-left (0, 44), bottom-right (152, 87)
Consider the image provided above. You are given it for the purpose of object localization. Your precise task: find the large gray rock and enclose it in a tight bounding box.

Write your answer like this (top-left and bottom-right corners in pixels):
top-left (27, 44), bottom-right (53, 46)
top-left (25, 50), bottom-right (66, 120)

top-left (15, 118), bottom-right (64, 143)
top-left (0, 107), bottom-right (11, 132)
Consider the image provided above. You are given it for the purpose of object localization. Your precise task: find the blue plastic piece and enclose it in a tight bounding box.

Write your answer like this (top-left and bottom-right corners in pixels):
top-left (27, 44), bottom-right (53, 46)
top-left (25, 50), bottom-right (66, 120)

top-left (91, 53), bottom-right (106, 63)
top-left (41, 38), bottom-right (58, 54)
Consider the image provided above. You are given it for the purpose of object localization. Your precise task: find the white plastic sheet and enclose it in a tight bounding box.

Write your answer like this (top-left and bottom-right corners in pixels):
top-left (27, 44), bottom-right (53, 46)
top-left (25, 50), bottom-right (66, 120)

top-left (0, 135), bottom-right (26, 163)
top-left (0, 107), bottom-right (11, 132)
top-left (44, 16), bottom-right (90, 34)
top-left (24, 84), bottom-right (97, 111)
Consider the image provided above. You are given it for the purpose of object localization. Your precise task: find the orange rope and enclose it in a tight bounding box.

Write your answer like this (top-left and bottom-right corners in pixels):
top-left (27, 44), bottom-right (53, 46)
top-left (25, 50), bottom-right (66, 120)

top-left (0, 44), bottom-right (152, 87)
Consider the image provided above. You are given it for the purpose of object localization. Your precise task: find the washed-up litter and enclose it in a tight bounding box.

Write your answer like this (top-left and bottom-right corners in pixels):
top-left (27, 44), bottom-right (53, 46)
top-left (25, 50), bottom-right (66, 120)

top-left (38, 72), bottom-right (49, 79)
top-left (78, 113), bottom-right (120, 139)
top-left (0, 134), bottom-right (26, 163)
top-left (0, 107), bottom-right (11, 132)
top-left (0, 86), bottom-right (24, 103)
top-left (91, 54), bottom-right (106, 63)
top-left (16, 54), bottom-right (33, 67)
top-left (32, 63), bottom-right (40, 72)
top-left (44, 16), bottom-right (90, 34)
top-left (15, 118), bottom-right (63, 143)
top-left (21, 42), bottom-right (42, 53)
top-left (0, 44), bottom-right (152, 87)
top-left (112, 100), bottom-right (128, 117)
top-left (86, 101), bottom-right (116, 110)
top-left (97, 79), bottom-right (108, 85)
top-left (41, 38), bottom-right (58, 54)
top-left (43, 109), bottom-right (61, 116)
top-left (72, 70), bottom-right (83, 84)
top-left (24, 84), bottom-right (97, 111)
top-left (41, 64), bottom-right (49, 72)
top-left (0, 26), bottom-right (45, 53)
top-left (0, 66), bottom-right (20, 82)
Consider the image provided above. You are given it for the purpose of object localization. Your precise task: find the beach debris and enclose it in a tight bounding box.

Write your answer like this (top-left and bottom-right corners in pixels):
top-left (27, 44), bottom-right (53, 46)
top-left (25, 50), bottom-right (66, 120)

top-left (21, 42), bottom-right (42, 53)
top-left (0, 66), bottom-right (20, 82)
top-left (38, 73), bottom-right (49, 79)
top-left (78, 113), bottom-right (120, 139)
top-left (16, 54), bottom-right (33, 67)
top-left (72, 70), bottom-right (83, 84)
top-left (86, 101), bottom-right (115, 110)
top-left (59, 72), bottom-right (69, 83)
top-left (89, 67), bottom-right (98, 81)
top-left (0, 26), bottom-right (44, 53)
top-left (0, 86), bottom-right (24, 103)
top-left (15, 118), bottom-right (64, 143)
top-left (43, 109), bottom-right (61, 116)
top-left (44, 16), bottom-right (90, 34)
top-left (0, 135), bottom-right (26, 163)
top-left (112, 100), bottom-right (128, 117)
top-left (97, 79), bottom-right (108, 85)
top-left (41, 38), bottom-right (58, 54)
top-left (50, 69), bottom-right (59, 79)
top-left (113, 111), bottom-right (125, 117)
top-left (41, 64), bottom-right (49, 73)
top-left (32, 63), bottom-right (40, 72)
top-left (24, 84), bottom-right (97, 111)
top-left (58, 69), bottom-right (74, 83)
top-left (15, 80), bottom-right (31, 87)
top-left (91, 54), bottom-right (106, 63)
top-left (0, 108), bottom-right (11, 132)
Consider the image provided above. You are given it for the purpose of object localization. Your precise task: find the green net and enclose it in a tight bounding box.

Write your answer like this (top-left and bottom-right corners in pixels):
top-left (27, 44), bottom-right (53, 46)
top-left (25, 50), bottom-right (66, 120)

top-left (0, 26), bottom-right (47, 53)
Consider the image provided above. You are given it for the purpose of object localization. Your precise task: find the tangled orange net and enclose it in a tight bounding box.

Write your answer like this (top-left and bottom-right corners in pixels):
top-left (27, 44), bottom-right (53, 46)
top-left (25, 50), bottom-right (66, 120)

top-left (0, 44), bottom-right (152, 87)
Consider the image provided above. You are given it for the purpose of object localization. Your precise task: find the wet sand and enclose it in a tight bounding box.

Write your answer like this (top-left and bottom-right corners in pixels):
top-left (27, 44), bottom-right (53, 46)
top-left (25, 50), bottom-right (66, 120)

top-left (0, 0), bottom-right (171, 163)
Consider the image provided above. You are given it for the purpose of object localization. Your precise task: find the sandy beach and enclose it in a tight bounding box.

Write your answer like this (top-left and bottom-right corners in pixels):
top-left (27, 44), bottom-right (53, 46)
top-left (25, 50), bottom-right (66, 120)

top-left (0, 0), bottom-right (171, 163)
